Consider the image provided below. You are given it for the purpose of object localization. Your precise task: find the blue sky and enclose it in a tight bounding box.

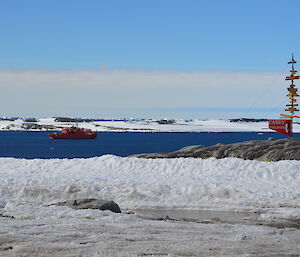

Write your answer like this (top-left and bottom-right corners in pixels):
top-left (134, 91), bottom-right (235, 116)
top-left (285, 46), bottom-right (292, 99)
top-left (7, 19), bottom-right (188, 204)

top-left (0, 0), bottom-right (300, 118)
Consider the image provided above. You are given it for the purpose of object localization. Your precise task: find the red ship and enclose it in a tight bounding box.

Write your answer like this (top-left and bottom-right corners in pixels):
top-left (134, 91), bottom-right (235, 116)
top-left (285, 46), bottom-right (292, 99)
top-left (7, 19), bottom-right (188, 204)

top-left (49, 127), bottom-right (97, 139)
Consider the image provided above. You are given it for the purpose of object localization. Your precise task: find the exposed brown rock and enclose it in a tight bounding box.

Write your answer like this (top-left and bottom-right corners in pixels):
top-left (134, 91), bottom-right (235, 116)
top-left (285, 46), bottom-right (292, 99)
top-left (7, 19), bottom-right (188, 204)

top-left (133, 138), bottom-right (300, 161)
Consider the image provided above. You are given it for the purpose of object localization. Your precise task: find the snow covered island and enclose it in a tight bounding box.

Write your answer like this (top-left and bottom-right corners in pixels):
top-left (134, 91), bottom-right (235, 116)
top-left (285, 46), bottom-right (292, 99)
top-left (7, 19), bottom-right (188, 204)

top-left (1, 117), bottom-right (300, 132)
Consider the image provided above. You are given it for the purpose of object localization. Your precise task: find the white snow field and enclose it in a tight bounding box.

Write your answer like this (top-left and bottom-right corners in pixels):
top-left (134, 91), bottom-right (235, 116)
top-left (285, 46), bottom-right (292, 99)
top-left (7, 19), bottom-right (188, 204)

top-left (0, 156), bottom-right (300, 256)
top-left (1, 117), bottom-right (300, 132)
top-left (1, 156), bottom-right (300, 212)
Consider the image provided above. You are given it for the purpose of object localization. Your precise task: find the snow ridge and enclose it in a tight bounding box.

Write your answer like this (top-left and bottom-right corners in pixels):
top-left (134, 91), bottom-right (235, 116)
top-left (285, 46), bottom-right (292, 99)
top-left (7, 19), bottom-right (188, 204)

top-left (1, 155), bottom-right (299, 217)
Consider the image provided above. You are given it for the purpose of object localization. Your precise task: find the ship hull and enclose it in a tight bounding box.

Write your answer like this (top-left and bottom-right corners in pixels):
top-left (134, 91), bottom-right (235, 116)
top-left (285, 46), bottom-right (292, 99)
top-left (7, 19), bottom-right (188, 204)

top-left (49, 128), bottom-right (97, 139)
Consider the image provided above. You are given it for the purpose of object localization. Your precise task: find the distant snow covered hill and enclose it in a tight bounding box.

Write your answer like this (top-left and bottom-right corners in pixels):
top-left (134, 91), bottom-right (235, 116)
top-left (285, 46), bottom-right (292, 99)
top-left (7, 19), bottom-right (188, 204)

top-left (1, 117), bottom-right (299, 132)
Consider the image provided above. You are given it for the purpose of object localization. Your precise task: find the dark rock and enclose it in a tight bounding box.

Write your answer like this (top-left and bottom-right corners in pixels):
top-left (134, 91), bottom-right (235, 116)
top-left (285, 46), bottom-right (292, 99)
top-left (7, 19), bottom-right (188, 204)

top-left (157, 119), bottom-right (175, 124)
top-left (49, 198), bottom-right (121, 213)
top-left (0, 213), bottom-right (15, 219)
top-left (132, 138), bottom-right (300, 162)
top-left (230, 118), bottom-right (269, 122)
top-left (54, 117), bottom-right (79, 123)
top-left (0, 246), bottom-right (13, 251)
top-left (21, 123), bottom-right (56, 130)
top-left (23, 118), bottom-right (39, 122)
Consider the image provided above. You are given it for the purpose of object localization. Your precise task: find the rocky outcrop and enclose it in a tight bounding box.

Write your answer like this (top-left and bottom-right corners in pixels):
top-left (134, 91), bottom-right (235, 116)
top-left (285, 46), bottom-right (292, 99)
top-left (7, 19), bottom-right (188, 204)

top-left (21, 123), bottom-right (56, 130)
top-left (157, 119), bottom-right (175, 124)
top-left (54, 117), bottom-right (78, 123)
top-left (229, 118), bottom-right (269, 122)
top-left (49, 198), bottom-right (121, 213)
top-left (133, 138), bottom-right (300, 161)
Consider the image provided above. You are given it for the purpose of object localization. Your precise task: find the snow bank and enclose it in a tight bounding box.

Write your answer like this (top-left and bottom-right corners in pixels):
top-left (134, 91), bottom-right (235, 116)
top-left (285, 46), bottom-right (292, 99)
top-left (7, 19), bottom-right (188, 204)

top-left (0, 156), bottom-right (299, 218)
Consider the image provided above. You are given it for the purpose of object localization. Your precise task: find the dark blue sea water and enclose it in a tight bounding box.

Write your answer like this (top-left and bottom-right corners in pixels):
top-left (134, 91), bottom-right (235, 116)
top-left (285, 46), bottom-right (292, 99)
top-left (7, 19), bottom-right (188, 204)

top-left (0, 131), bottom-right (299, 159)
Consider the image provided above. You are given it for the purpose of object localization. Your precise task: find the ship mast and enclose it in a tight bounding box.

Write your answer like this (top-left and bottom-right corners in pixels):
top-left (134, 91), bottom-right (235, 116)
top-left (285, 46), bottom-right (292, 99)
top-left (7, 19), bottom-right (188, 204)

top-left (281, 54), bottom-right (300, 119)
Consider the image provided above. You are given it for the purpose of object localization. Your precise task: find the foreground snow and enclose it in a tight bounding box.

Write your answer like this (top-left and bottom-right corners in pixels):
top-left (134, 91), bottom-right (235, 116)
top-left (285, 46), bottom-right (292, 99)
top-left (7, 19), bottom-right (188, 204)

top-left (1, 207), bottom-right (299, 257)
top-left (1, 155), bottom-right (299, 217)
top-left (1, 156), bottom-right (299, 256)
top-left (2, 117), bottom-right (300, 132)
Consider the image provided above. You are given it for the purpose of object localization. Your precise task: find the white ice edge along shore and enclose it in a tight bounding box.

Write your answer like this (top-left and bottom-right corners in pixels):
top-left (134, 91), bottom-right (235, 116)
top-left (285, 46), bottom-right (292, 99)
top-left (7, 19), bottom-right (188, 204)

top-left (1, 117), bottom-right (300, 132)
top-left (0, 155), bottom-right (299, 221)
